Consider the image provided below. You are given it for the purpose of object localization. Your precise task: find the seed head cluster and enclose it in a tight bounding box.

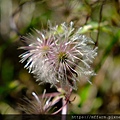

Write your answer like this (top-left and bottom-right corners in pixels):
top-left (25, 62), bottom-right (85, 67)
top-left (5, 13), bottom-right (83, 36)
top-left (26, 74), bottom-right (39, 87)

top-left (19, 91), bottom-right (57, 114)
top-left (19, 21), bottom-right (97, 90)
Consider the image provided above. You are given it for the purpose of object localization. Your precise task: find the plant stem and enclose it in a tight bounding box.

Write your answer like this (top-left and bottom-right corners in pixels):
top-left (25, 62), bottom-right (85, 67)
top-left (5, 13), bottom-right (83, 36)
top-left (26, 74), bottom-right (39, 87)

top-left (62, 98), bottom-right (67, 120)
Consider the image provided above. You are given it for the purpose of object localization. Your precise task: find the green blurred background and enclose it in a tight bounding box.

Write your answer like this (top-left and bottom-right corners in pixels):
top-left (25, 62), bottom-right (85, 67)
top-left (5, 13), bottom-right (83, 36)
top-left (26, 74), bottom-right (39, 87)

top-left (0, 0), bottom-right (120, 114)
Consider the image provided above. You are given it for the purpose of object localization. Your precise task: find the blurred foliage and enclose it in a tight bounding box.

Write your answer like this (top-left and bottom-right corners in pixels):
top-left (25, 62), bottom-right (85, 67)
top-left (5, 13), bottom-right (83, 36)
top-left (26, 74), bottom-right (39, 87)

top-left (0, 0), bottom-right (120, 114)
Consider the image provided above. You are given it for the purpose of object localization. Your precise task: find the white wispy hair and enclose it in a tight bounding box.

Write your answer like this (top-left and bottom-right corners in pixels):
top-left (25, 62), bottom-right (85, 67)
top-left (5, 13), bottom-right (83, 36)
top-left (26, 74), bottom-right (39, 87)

top-left (19, 21), bottom-right (97, 90)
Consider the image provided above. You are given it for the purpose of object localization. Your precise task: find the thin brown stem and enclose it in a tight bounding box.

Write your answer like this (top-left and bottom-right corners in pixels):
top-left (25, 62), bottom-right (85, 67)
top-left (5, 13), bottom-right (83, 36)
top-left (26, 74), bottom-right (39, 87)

top-left (95, 0), bottom-right (106, 47)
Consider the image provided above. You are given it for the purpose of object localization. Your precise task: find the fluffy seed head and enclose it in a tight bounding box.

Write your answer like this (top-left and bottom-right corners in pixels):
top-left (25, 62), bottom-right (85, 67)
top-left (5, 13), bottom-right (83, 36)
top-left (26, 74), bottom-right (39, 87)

top-left (19, 90), bottom-right (58, 114)
top-left (19, 21), bottom-right (97, 90)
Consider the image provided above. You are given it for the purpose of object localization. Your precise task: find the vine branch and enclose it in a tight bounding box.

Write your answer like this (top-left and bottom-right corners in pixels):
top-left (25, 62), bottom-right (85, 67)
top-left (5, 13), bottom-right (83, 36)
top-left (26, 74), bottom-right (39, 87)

top-left (95, 0), bottom-right (106, 47)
